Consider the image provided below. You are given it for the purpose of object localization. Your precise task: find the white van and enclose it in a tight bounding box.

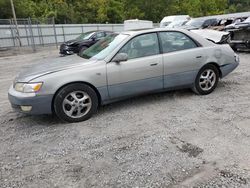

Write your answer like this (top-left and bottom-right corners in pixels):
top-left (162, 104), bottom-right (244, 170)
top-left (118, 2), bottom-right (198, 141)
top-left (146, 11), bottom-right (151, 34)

top-left (124, 19), bottom-right (153, 31)
top-left (160, 15), bottom-right (190, 28)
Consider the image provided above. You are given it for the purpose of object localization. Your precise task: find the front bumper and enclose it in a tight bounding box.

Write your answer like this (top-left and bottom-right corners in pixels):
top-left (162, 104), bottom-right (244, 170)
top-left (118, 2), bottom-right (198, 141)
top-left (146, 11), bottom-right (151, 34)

top-left (8, 86), bottom-right (53, 115)
top-left (59, 44), bottom-right (77, 55)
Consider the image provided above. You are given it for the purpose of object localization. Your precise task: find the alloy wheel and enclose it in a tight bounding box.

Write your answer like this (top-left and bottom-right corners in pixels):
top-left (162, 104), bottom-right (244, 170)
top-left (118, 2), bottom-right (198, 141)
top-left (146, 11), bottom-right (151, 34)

top-left (62, 91), bottom-right (92, 119)
top-left (199, 69), bottom-right (217, 91)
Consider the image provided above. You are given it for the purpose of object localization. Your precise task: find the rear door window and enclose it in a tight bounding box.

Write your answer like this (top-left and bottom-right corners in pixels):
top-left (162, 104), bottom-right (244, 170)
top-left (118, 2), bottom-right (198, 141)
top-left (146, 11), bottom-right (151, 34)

top-left (159, 32), bottom-right (198, 53)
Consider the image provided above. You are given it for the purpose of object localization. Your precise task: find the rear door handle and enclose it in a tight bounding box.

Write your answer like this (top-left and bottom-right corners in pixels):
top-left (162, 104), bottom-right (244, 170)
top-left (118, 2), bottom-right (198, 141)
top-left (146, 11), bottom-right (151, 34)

top-left (196, 56), bottom-right (202, 59)
top-left (150, 63), bottom-right (158, 66)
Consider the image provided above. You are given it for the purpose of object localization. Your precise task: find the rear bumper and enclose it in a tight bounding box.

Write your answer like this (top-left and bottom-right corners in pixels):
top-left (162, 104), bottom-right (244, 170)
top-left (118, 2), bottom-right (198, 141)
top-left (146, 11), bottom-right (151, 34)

top-left (8, 86), bottom-right (53, 115)
top-left (220, 61), bottom-right (239, 78)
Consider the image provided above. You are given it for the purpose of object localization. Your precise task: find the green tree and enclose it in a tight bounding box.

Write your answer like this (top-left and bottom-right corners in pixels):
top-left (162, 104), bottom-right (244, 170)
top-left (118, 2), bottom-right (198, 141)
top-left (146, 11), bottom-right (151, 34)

top-left (0, 0), bottom-right (248, 24)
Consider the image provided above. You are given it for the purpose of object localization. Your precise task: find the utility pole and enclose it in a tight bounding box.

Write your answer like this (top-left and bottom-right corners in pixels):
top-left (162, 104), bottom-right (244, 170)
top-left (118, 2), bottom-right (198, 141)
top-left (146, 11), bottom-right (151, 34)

top-left (10, 0), bottom-right (22, 46)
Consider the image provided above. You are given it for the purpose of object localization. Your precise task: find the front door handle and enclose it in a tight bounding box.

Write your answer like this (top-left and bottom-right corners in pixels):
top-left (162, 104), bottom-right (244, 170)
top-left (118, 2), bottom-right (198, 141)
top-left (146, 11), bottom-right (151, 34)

top-left (150, 63), bottom-right (158, 66)
top-left (196, 56), bottom-right (202, 59)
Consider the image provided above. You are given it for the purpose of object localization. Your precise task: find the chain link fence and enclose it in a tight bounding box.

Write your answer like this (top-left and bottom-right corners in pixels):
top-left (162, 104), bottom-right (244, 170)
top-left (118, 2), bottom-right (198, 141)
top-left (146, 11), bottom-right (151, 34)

top-left (0, 17), bottom-right (126, 53)
top-left (0, 18), bottom-right (160, 55)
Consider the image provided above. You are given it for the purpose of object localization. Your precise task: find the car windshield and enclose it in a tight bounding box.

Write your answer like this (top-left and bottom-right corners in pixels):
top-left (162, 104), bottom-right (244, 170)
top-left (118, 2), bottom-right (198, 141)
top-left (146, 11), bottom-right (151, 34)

top-left (162, 22), bottom-right (171, 27)
top-left (76, 31), bottom-right (95, 40)
top-left (185, 19), bottom-right (204, 28)
top-left (167, 20), bottom-right (186, 28)
top-left (80, 33), bottom-right (129, 60)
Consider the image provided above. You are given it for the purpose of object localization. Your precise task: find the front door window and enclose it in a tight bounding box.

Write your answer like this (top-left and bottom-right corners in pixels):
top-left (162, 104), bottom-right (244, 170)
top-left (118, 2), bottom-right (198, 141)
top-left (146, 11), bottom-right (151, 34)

top-left (119, 33), bottom-right (160, 59)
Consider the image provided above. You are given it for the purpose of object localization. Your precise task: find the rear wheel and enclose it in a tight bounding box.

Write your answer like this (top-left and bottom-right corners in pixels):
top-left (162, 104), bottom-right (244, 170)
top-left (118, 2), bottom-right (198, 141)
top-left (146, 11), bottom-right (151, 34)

top-left (192, 64), bottom-right (219, 95)
top-left (54, 83), bottom-right (98, 122)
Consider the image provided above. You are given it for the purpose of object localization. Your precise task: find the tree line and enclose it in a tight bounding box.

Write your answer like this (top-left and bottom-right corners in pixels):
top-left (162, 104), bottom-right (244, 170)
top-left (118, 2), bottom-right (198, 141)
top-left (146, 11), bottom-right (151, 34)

top-left (0, 0), bottom-right (249, 23)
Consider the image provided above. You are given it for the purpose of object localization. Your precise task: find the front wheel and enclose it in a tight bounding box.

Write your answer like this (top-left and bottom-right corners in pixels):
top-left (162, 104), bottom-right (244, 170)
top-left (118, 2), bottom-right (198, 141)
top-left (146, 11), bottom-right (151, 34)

top-left (78, 46), bottom-right (88, 56)
top-left (53, 83), bottom-right (98, 122)
top-left (192, 64), bottom-right (219, 95)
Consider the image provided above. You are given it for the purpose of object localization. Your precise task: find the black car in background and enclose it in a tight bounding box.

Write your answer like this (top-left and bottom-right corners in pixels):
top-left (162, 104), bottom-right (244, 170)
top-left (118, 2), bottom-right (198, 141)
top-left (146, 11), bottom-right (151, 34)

top-left (60, 30), bottom-right (113, 55)
top-left (225, 17), bottom-right (250, 51)
top-left (181, 17), bottom-right (219, 30)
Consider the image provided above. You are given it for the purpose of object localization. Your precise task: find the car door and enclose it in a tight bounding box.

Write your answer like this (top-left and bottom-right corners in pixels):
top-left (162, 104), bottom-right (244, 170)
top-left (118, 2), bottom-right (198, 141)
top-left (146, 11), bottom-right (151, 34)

top-left (107, 33), bottom-right (163, 99)
top-left (159, 31), bottom-right (205, 89)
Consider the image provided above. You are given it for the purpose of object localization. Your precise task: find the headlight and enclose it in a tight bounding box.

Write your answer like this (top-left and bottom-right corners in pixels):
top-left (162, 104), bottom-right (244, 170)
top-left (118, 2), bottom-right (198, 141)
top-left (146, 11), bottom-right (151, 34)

top-left (14, 82), bottom-right (43, 93)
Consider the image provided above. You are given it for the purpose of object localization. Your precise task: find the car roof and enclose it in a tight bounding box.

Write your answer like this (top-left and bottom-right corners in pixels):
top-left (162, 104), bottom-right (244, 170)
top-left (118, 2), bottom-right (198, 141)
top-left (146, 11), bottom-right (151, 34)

top-left (120, 28), bottom-right (191, 35)
top-left (191, 17), bottom-right (218, 21)
top-left (85, 30), bottom-right (112, 33)
top-left (120, 28), bottom-right (215, 47)
top-left (161, 15), bottom-right (190, 22)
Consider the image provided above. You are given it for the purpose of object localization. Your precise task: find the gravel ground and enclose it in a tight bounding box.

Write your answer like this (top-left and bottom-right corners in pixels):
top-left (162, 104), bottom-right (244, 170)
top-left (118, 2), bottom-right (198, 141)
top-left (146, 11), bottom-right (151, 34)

top-left (0, 50), bottom-right (250, 188)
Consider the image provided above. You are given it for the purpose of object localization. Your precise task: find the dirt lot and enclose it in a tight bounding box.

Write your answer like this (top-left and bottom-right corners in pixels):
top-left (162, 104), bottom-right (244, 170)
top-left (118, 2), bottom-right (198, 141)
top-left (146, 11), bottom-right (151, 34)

top-left (0, 49), bottom-right (250, 188)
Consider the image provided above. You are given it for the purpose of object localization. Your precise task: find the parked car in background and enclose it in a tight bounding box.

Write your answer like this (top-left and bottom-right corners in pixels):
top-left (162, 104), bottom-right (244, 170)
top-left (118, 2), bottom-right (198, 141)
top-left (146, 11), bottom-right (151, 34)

top-left (208, 18), bottom-right (235, 31)
top-left (165, 20), bottom-right (189, 28)
top-left (224, 17), bottom-right (249, 30)
top-left (191, 29), bottom-right (230, 44)
top-left (124, 19), bottom-right (153, 31)
top-left (160, 15), bottom-right (190, 28)
top-left (225, 17), bottom-right (250, 51)
top-left (9, 28), bottom-right (239, 122)
top-left (175, 17), bottom-right (230, 45)
top-left (181, 17), bottom-right (219, 30)
top-left (59, 30), bottom-right (113, 55)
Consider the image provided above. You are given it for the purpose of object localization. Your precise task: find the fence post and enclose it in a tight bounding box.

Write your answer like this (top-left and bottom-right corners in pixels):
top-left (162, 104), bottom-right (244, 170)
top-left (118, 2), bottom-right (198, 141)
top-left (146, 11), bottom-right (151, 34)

top-left (10, 0), bottom-right (21, 47)
top-left (52, 17), bottom-right (58, 49)
top-left (81, 25), bottom-right (84, 33)
top-left (9, 19), bottom-right (16, 47)
top-left (39, 24), bottom-right (44, 46)
top-left (36, 21), bottom-right (42, 45)
top-left (24, 21), bottom-right (30, 46)
top-left (62, 25), bottom-right (65, 42)
top-left (28, 17), bottom-right (36, 52)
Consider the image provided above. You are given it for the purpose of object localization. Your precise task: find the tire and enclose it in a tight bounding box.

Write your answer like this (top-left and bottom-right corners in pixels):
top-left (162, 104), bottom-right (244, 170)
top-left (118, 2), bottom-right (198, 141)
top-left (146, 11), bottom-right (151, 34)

top-left (53, 83), bottom-right (98, 123)
top-left (78, 46), bottom-right (88, 56)
top-left (192, 64), bottom-right (219, 95)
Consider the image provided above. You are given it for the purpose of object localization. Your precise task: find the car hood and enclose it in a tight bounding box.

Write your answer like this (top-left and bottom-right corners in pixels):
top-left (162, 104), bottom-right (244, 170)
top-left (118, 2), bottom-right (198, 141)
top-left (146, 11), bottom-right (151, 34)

top-left (16, 55), bottom-right (96, 82)
top-left (64, 39), bottom-right (78, 45)
top-left (191, 29), bottom-right (229, 43)
top-left (65, 39), bottom-right (89, 46)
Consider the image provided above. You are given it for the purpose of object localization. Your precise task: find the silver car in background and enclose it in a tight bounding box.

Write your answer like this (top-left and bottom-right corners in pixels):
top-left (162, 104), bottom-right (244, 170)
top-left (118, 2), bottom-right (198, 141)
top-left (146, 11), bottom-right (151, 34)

top-left (8, 28), bottom-right (239, 122)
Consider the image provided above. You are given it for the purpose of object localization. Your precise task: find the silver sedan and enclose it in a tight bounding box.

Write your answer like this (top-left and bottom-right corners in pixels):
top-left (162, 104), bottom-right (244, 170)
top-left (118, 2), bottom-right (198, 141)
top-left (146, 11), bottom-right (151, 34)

top-left (8, 28), bottom-right (239, 122)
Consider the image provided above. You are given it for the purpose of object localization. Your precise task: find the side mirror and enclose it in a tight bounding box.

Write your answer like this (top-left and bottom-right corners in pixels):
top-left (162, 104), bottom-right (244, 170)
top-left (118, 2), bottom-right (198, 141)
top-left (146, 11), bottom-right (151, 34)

top-left (112, 53), bottom-right (128, 63)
